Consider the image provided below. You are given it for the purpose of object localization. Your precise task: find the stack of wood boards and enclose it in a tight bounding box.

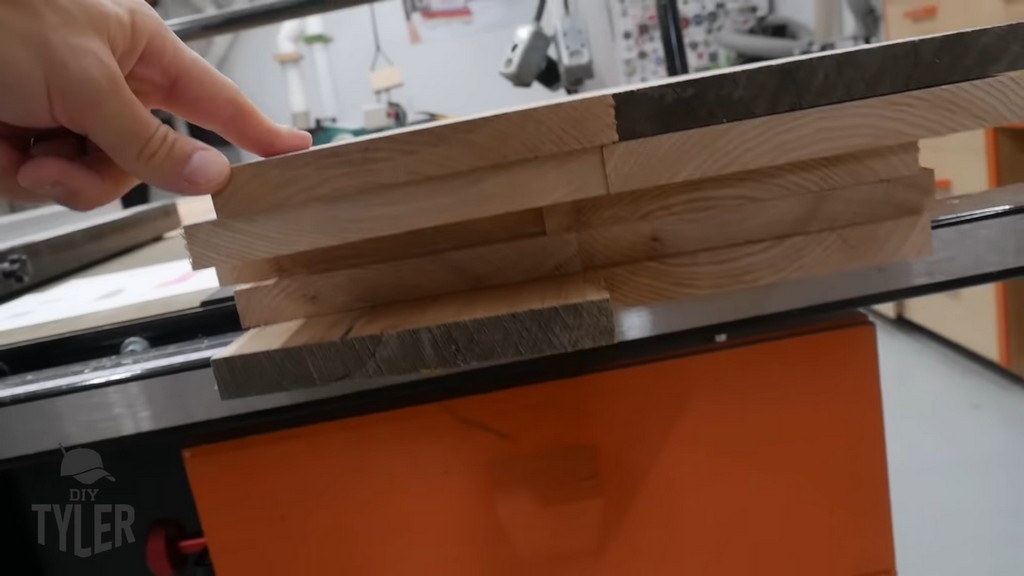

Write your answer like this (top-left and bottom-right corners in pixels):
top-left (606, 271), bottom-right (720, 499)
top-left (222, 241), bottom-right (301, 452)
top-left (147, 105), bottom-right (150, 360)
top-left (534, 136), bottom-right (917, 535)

top-left (183, 22), bottom-right (1024, 399)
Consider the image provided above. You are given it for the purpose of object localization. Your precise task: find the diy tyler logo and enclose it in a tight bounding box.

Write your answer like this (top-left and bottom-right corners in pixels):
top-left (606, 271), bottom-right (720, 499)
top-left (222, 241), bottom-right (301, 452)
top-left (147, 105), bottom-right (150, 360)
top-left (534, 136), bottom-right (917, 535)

top-left (31, 445), bottom-right (136, 558)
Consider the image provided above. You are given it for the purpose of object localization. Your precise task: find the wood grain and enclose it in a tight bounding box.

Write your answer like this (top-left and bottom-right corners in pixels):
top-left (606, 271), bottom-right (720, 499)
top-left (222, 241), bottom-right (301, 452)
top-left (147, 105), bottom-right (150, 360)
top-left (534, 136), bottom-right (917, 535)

top-left (213, 96), bottom-right (616, 218)
top-left (176, 196), bottom-right (216, 226)
top-left (611, 21), bottom-right (1024, 140)
top-left (219, 145), bottom-right (920, 285)
top-left (235, 234), bottom-right (582, 328)
top-left (575, 145), bottom-right (922, 227)
top-left (589, 215), bottom-right (932, 308)
top-left (233, 170), bottom-right (933, 327)
top-left (605, 72), bottom-right (1024, 194)
top-left (576, 171), bottom-right (934, 267)
top-left (213, 276), bottom-right (615, 399)
top-left (215, 209), bottom-right (549, 285)
top-left (186, 148), bottom-right (608, 270)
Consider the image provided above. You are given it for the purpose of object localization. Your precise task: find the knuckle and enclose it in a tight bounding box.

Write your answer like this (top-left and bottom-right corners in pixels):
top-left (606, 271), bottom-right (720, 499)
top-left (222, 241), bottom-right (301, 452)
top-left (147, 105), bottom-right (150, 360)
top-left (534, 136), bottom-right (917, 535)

top-left (134, 123), bottom-right (180, 171)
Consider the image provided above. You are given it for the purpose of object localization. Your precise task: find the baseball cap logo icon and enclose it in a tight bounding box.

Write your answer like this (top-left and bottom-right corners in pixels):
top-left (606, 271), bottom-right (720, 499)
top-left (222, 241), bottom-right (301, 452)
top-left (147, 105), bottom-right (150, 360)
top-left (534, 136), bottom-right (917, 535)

top-left (59, 444), bottom-right (115, 485)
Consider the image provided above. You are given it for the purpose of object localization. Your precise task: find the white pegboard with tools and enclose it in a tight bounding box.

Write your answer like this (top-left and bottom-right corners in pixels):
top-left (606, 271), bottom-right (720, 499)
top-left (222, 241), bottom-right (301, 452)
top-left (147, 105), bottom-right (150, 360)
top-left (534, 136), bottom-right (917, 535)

top-left (607, 0), bottom-right (769, 84)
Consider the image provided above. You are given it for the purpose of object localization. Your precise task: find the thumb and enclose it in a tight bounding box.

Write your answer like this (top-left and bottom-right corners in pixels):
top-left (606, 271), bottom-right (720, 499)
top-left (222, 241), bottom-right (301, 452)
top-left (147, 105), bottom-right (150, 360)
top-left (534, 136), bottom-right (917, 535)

top-left (68, 65), bottom-right (230, 195)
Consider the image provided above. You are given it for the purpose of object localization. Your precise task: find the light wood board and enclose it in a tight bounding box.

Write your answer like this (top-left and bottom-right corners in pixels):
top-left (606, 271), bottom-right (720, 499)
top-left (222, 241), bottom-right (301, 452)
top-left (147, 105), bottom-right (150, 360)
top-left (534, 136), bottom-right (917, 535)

top-left (589, 214), bottom-right (932, 307)
top-left (216, 145), bottom-right (921, 286)
top-left (234, 234), bottom-right (582, 328)
top-left (187, 148), bottom-right (607, 269)
top-left (215, 209), bottom-right (549, 285)
top-left (234, 171), bottom-right (933, 327)
top-left (212, 96), bottom-right (616, 218)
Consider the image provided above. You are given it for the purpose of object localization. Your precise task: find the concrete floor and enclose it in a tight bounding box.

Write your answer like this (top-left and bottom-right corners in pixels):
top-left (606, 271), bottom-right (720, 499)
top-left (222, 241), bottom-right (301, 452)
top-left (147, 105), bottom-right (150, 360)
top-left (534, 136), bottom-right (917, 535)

top-left (875, 318), bottom-right (1024, 576)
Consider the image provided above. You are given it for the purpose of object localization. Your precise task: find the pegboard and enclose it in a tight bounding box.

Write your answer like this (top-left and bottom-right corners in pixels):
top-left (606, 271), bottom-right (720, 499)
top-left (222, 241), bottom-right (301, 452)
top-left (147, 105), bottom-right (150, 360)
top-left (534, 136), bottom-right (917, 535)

top-left (607, 0), bottom-right (769, 84)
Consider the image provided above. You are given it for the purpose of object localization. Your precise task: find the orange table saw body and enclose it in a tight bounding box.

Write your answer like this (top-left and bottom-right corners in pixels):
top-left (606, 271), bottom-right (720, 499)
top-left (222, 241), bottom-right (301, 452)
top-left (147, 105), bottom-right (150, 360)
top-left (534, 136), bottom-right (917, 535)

top-left (183, 315), bottom-right (896, 576)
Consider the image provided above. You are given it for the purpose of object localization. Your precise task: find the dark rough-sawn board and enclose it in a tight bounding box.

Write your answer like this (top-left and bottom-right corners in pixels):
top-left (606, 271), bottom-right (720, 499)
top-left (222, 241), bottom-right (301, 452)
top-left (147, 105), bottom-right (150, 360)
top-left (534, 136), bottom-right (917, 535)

top-left (614, 22), bottom-right (1024, 140)
top-left (213, 298), bottom-right (617, 400)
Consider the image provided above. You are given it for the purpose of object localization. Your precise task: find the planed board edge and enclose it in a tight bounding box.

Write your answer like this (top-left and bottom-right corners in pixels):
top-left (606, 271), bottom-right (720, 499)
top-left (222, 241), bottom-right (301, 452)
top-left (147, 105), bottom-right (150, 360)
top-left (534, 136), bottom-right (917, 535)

top-left (605, 72), bottom-right (1024, 194)
top-left (213, 276), bottom-right (615, 399)
top-left (216, 209), bottom-right (549, 285)
top-left (214, 144), bottom-right (920, 284)
top-left (213, 95), bottom-right (617, 219)
top-left (612, 22), bottom-right (1024, 140)
top-left (572, 143), bottom-right (921, 226)
top-left (575, 170), bottom-right (934, 267)
top-left (234, 171), bottom-right (934, 328)
top-left (186, 148), bottom-right (609, 270)
top-left (235, 234), bottom-right (582, 328)
top-left (588, 214), bottom-right (932, 308)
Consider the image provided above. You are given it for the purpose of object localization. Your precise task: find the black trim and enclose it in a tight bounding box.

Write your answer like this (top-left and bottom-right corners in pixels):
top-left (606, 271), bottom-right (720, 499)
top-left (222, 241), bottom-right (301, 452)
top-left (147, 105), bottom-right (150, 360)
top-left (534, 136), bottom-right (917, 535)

top-left (0, 302), bottom-right (240, 377)
top-left (168, 0), bottom-right (378, 42)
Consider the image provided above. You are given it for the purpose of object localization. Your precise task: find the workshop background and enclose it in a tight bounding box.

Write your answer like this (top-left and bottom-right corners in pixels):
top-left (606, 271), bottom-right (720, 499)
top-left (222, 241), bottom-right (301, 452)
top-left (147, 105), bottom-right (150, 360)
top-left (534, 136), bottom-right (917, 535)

top-left (1, 1), bottom-right (1024, 575)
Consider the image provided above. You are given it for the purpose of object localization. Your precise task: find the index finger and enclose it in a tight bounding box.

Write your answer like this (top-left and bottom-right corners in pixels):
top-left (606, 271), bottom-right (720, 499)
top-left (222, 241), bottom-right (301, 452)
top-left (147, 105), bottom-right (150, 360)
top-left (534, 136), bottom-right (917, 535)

top-left (146, 20), bottom-right (312, 157)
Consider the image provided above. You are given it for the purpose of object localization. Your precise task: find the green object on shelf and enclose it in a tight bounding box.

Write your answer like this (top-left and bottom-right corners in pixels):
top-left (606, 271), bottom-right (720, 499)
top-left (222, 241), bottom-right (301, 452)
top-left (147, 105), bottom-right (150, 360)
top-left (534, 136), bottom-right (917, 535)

top-left (303, 33), bottom-right (333, 44)
top-left (311, 125), bottom-right (395, 146)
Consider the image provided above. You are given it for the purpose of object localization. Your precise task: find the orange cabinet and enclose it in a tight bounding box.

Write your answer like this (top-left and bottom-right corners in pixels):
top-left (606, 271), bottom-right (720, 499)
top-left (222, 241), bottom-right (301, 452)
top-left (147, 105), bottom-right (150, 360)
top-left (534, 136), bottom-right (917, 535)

top-left (184, 319), bottom-right (895, 576)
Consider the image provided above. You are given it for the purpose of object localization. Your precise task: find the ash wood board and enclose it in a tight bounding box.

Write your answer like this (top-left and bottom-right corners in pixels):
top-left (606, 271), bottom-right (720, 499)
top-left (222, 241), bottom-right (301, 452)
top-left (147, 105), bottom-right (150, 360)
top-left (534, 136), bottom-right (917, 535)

top-left (590, 214), bottom-right (931, 307)
top-left (215, 209), bottom-right (549, 285)
top-left (217, 144), bottom-right (921, 285)
top-left (234, 233), bottom-right (582, 328)
top-left (234, 170), bottom-right (934, 328)
top-left (574, 171), bottom-right (933, 269)
top-left (214, 277), bottom-right (615, 399)
top-left (188, 149), bottom-right (607, 269)
top-left (213, 96), bottom-right (617, 219)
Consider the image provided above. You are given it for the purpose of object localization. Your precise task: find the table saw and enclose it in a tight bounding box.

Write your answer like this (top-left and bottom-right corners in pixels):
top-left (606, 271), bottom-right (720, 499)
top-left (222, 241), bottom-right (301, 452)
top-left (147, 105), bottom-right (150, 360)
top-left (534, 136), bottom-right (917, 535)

top-left (4, 13), bottom-right (1024, 574)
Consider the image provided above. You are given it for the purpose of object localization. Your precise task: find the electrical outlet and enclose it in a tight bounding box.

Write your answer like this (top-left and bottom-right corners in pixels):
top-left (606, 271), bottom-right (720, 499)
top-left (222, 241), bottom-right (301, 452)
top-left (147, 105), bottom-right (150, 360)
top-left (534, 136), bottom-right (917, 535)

top-left (556, 15), bottom-right (595, 87)
top-left (499, 23), bottom-right (552, 87)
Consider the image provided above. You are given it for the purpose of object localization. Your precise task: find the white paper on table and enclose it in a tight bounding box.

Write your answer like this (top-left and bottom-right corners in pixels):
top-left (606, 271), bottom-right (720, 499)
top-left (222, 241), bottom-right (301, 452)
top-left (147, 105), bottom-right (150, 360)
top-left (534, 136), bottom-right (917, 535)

top-left (0, 259), bottom-right (220, 332)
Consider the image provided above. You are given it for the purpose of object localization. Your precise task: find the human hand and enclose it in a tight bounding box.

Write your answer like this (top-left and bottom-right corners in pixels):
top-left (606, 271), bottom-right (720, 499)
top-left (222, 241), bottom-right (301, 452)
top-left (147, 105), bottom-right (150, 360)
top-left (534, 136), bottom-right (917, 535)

top-left (0, 0), bottom-right (312, 210)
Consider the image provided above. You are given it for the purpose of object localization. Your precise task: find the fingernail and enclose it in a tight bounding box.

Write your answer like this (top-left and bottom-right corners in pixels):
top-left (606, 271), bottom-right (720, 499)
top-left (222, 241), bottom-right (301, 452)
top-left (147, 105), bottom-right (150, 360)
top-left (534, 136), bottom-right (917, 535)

top-left (183, 150), bottom-right (229, 189)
